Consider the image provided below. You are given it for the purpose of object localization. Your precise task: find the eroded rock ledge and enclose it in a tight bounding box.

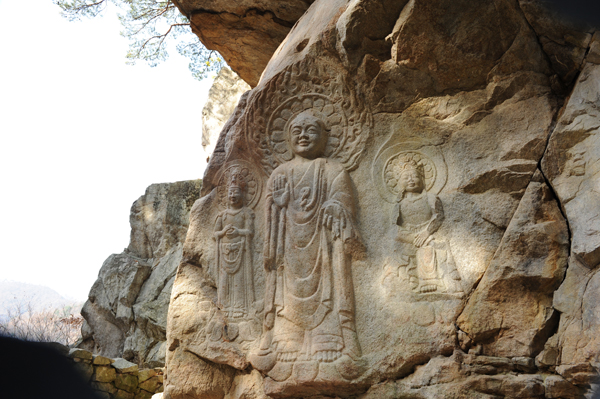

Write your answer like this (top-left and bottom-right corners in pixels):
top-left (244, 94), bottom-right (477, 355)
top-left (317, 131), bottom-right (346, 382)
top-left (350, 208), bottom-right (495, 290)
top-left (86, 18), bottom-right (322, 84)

top-left (173, 0), bottom-right (315, 86)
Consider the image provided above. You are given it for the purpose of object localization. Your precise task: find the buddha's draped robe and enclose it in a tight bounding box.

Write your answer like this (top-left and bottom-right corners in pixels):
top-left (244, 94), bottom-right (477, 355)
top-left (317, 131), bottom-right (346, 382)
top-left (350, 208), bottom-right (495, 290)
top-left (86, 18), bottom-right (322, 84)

top-left (263, 157), bottom-right (362, 359)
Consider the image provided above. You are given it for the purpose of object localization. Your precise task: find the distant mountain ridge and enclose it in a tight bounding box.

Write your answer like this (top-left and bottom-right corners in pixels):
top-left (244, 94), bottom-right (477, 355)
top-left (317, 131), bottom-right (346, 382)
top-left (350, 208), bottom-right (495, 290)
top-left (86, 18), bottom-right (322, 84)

top-left (0, 281), bottom-right (79, 320)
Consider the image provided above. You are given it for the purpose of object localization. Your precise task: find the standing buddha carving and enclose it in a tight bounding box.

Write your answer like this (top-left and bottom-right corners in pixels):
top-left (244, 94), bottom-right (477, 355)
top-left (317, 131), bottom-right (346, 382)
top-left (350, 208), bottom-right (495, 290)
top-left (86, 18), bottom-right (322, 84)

top-left (250, 109), bottom-right (364, 382)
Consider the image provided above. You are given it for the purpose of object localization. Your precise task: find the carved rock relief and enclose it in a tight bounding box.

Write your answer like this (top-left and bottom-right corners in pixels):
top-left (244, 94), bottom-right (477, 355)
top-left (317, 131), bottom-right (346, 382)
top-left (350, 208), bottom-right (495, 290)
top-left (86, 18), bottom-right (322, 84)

top-left (200, 161), bottom-right (265, 352)
top-left (197, 59), bottom-right (470, 393)
top-left (244, 57), bottom-right (373, 175)
top-left (373, 137), bottom-right (463, 299)
top-left (247, 101), bottom-right (368, 390)
top-left (191, 59), bottom-right (375, 394)
top-left (165, 52), bottom-right (580, 398)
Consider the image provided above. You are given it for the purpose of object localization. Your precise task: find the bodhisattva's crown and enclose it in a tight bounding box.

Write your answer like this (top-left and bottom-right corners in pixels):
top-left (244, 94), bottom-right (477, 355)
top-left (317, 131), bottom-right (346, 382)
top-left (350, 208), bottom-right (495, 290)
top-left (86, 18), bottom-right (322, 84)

top-left (229, 170), bottom-right (247, 191)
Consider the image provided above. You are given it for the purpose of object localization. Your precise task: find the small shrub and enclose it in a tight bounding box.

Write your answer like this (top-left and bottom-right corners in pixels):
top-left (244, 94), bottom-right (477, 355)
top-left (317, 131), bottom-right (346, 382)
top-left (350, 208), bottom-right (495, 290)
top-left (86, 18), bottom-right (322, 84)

top-left (0, 302), bottom-right (83, 347)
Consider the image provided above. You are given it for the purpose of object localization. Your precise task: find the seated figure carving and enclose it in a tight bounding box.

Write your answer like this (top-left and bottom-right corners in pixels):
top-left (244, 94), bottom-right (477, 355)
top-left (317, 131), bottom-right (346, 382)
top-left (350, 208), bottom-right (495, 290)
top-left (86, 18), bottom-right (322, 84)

top-left (250, 109), bottom-right (364, 382)
top-left (394, 160), bottom-right (463, 294)
top-left (214, 171), bottom-right (255, 319)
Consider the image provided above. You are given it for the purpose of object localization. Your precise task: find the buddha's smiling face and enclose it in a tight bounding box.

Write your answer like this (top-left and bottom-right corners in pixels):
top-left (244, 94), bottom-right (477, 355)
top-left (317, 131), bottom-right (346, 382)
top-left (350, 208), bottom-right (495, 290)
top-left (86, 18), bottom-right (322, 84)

top-left (228, 186), bottom-right (243, 208)
top-left (400, 167), bottom-right (424, 193)
top-left (288, 112), bottom-right (328, 160)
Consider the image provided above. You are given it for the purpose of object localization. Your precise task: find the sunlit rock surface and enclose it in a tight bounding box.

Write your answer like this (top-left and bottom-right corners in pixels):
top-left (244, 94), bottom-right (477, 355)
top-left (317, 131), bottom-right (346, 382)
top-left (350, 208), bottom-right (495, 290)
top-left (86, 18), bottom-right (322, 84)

top-left (95, 0), bottom-right (600, 397)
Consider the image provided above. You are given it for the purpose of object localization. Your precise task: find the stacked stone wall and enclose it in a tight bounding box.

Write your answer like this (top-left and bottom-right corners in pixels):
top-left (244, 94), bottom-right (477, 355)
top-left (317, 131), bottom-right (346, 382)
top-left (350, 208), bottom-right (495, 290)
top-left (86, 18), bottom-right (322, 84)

top-left (69, 348), bottom-right (164, 399)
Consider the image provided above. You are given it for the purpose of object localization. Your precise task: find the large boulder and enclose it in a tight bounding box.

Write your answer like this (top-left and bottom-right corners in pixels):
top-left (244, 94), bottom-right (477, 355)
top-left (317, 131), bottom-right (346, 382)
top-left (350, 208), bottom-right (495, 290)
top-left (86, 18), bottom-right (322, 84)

top-left (163, 0), bottom-right (600, 398)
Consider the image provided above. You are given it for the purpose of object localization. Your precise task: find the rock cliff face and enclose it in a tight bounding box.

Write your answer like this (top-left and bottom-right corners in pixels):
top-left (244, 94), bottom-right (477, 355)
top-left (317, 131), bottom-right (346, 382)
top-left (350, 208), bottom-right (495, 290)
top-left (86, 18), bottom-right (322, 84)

top-left (80, 180), bottom-right (201, 368)
top-left (164, 0), bottom-right (600, 398)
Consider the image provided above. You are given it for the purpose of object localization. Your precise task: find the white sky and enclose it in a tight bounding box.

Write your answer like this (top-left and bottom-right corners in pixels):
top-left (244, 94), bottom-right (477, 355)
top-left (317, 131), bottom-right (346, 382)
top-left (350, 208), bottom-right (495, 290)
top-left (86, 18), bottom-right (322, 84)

top-left (0, 0), bottom-right (213, 300)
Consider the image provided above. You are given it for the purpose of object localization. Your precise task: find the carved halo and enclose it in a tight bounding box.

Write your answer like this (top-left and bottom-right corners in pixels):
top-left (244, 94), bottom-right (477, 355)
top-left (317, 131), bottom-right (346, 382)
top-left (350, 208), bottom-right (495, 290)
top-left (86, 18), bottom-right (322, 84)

top-left (265, 94), bottom-right (347, 165)
top-left (384, 152), bottom-right (437, 194)
top-left (373, 138), bottom-right (448, 203)
top-left (216, 160), bottom-right (263, 209)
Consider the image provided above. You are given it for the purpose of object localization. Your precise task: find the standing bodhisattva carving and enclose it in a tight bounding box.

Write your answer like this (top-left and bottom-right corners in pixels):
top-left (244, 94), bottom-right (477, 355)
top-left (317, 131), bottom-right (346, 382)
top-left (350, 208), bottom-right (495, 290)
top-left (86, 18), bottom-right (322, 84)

top-left (250, 109), bottom-right (364, 383)
top-left (214, 170), bottom-right (255, 319)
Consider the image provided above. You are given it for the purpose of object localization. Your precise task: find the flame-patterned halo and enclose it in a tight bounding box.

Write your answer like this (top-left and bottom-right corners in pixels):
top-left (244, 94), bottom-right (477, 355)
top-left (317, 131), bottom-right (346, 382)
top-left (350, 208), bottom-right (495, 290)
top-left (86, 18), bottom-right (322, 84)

top-left (384, 151), bottom-right (438, 196)
top-left (216, 160), bottom-right (263, 209)
top-left (373, 139), bottom-right (447, 203)
top-left (265, 94), bottom-right (347, 165)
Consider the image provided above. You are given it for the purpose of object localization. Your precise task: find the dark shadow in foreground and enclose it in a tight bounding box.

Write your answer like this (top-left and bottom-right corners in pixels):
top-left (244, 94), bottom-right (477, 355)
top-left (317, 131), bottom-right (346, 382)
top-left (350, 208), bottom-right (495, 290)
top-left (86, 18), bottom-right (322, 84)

top-left (0, 336), bottom-right (101, 399)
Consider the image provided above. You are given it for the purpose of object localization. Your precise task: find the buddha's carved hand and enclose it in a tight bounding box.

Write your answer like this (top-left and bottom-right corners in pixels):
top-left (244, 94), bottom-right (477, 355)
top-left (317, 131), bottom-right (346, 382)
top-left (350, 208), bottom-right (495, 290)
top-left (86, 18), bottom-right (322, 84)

top-left (323, 202), bottom-right (347, 240)
top-left (217, 224), bottom-right (233, 238)
top-left (272, 174), bottom-right (290, 207)
top-left (264, 311), bottom-right (275, 329)
top-left (225, 226), bottom-right (239, 239)
top-left (414, 230), bottom-right (430, 247)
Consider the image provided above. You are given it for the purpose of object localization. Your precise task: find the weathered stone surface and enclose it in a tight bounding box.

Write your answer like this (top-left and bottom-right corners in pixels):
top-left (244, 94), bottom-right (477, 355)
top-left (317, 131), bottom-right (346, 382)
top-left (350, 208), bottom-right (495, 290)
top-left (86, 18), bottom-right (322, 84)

top-left (91, 381), bottom-right (117, 395)
top-left (202, 68), bottom-right (250, 159)
top-left (164, 345), bottom-right (235, 399)
top-left (113, 358), bottom-right (139, 374)
top-left (69, 348), bottom-right (93, 360)
top-left (518, 0), bottom-right (595, 86)
top-left (538, 60), bottom-right (600, 387)
top-left (93, 355), bottom-right (114, 365)
top-left (138, 0), bottom-right (600, 398)
top-left (457, 171), bottom-right (569, 357)
top-left (95, 392), bottom-right (111, 399)
top-left (93, 366), bottom-right (117, 383)
top-left (173, 0), bottom-right (314, 86)
top-left (115, 389), bottom-right (135, 399)
top-left (135, 390), bottom-right (155, 399)
top-left (138, 369), bottom-right (157, 383)
top-left (543, 62), bottom-right (600, 269)
top-left (139, 376), bottom-right (160, 393)
top-left (544, 374), bottom-right (582, 399)
top-left (79, 180), bottom-right (201, 366)
top-left (358, 352), bottom-right (546, 398)
top-left (223, 369), bottom-right (267, 399)
top-left (588, 32), bottom-right (600, 65)
top-left (538, 259), bottom-right (600, 387)
top-left (115, 373), bottom-right (139, 393)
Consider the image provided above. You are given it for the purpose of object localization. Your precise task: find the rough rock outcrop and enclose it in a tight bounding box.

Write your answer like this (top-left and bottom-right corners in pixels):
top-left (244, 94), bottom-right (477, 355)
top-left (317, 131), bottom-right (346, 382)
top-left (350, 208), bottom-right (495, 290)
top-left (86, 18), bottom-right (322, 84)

top-left (80, 180), bottom-right (201, 367)
top-left (519, 0), bottom-right (595, 87)
top-left (202, 68), bottom-right (250, 159)
top-left (173, 0), bottom-right (315, 86)
top-left (538, 43), bottom-right (600, 390)
top-left (164, 0), bottom-right (600, 398)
